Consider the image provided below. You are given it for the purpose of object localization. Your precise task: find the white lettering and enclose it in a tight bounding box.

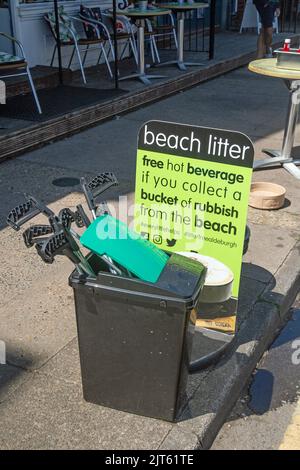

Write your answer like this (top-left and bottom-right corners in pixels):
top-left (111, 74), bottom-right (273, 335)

top-left (292, 339), bottom-right (300, 365)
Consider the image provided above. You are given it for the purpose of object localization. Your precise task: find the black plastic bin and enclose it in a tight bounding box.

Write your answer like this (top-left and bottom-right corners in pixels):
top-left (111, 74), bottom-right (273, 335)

top-left (69, 252), bottom-right (206, 422)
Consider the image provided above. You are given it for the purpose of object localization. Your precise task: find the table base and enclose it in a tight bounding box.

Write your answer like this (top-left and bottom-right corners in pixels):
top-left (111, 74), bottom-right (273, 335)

top-left (154, 60), bottom-right (205, 71)
top-left (254, 148), bottom-right (300, 179)
top-left (252, 79), bottom-right (300, 180)
top-left (119, 71), bottom-right (166, 86)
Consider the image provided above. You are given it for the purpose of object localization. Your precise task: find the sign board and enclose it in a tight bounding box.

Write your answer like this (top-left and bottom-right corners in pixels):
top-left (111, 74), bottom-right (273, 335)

top-left (135, 120), bottom-right (254, 334)
top-left (240, 0), bottom-right (258, 32)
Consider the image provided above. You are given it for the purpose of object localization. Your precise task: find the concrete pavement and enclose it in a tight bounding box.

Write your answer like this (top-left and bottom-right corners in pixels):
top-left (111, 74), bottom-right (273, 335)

top-left (0, 67), bottom-right (300, 449)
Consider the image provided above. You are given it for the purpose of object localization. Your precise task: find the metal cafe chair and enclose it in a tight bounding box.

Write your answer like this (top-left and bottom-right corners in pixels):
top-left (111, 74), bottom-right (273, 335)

top-left (145, 12), bottom-right (178, 60)
top-left (103, 2), bottom-right (159, 65)
top-left (101, 11), bottom-right (139, 65)
top-left (70, 15), bottom-right (113, 77)
top-left (0, 32), bottom-right (42, 114)
top-left (79, 6), bottom-right (138, 67)
top-left (108, 12), bottom-right (160, 64)
top-left (44, 8), bottom-right (113, 84)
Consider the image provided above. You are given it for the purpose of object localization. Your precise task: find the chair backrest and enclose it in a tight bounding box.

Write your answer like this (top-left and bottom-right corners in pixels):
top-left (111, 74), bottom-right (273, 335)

top-left (102, 11), bottom-right (133, 35)
top-left (79, 5), bottom-right (108, 39)
top-left (45, 6), bottom-right (80, 42)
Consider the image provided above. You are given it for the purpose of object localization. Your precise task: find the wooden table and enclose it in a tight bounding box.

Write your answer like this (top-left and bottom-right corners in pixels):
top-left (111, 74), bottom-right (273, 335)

top-left (116, 8), bottom-right (171, 85)
top-left (156, 2), bottom-right (210, 71)
top-left (249, 58), bottom-right (300, 180)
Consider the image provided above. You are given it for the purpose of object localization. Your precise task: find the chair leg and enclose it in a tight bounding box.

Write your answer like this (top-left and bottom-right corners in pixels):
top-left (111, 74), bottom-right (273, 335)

top-left (149, 38), bottom-right (155, 63)
top-left (68, 46), bottom-right (75, 68)
top-left (107, 41), bottom-right (120, 76)
top-left (151, 36), bottom-right (160, 63)
top-left (82, 44), bottom-right (90, 67)
top-left (173, 29), bottom-right (178, 50)
top-left (108, 39), bottom-right (115, 61)
top-left (101, 44), bottom-right (113, 78)
top-left (119, 41), bottom-right (128, 61)
top-left (97, 47), bottom-right (103, 65)
top-left (50, 45), bottom-right (57, 67)
top-left (129, 37), bottom-right (138, 64)
top-left (74, 42), bottom-right (87, 84)
top-left (26, 66), bottom-right (42, 114)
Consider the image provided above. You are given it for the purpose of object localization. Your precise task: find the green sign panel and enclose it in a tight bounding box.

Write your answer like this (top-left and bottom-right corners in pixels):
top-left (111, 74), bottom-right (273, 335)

top-left (135, 121), bottom-right (254, 333)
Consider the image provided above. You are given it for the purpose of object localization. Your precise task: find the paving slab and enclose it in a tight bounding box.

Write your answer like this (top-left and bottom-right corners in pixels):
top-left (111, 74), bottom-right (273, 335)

top-left (0, 264), bottom-right (77, 370)
top-left (0, 363), bottom-right (30, 404)
top-left (0, 371), bottom-right (172, 450)
top-left (242, 223), bottom-right (298, 283)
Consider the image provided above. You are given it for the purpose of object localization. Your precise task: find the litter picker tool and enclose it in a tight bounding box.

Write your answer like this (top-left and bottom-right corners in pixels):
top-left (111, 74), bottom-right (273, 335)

top-left (23, 208), bottom-right (85, 247)
top-left (80, 172), bottom-right (118, 219)
top-left (23, 224), bottom-right (54, 248)
top-left (7, 196), bottom-right (95, 276)
top-left (59, 208), bottom-right (123, 275)
top-left (35, 229), bottom-right (95, 277)
top-left (76, 204), bottom-right (91, 227)
top-left (9, 197), bottom-right (121, 276)
top-left (80, 172), bottom-right (124, 275)
top-left (7, 195), bottom-right (54, 231)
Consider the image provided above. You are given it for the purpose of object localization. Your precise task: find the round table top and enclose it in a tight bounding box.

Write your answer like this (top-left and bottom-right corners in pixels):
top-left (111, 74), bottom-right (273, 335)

top-left (157, 2), bottom-right (209, 10)
top-left (116, 7), bottom-right (172, 17)
top-left (249, 58), bottom-right (300, 80)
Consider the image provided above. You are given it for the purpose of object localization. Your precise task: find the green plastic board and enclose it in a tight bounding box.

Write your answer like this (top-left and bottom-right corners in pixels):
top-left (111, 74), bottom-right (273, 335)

top-left (80, 214), bottom-right (169, 283)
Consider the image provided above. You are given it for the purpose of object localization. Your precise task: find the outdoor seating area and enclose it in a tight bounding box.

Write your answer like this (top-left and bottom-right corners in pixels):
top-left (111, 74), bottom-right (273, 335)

top-left (0, 1), bottom-right (213, 99)
top-left (40, 1), bottom-right (211, 87)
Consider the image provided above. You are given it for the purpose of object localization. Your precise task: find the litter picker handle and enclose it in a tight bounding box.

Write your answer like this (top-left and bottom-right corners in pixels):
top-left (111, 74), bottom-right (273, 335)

top-left (23, 224), bottom-right (53, 248)
top-left (80, 177), bottom-right (95, 216)
top-left (76, 204), bottom-right (91, 227)
top-left (35, 231), bottom-right (80, 265)
top-left (24, 194), bottom-right (55, 218)
top-left (58, 208), bottom-right (85, 230)
top-left (7, 194), bottom-right (55, 231)
top-left (87, 172), bottom-right (118, 199)
top-left (7, 200), bottom-right (41, 231)
top-left (80, 173), bottom-right (118, 219)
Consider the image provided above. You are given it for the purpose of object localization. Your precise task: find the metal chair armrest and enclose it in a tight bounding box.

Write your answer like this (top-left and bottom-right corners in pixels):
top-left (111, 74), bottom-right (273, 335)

top-left (78, 15), bottom-right (112, 40)
top-left (0, 32), bottom-right (26, 59)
